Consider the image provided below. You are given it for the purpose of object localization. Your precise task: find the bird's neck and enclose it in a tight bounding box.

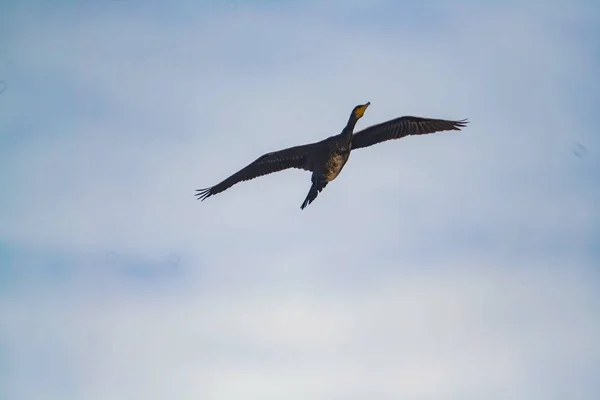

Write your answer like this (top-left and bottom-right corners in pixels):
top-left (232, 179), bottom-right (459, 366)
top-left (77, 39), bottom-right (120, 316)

top-left (342, 117), bottom-right (359, 137)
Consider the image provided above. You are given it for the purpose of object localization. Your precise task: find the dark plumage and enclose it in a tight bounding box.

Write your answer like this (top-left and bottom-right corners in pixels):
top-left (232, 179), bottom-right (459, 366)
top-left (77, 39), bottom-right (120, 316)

top-left (195, 102), bottom-right (468, 209)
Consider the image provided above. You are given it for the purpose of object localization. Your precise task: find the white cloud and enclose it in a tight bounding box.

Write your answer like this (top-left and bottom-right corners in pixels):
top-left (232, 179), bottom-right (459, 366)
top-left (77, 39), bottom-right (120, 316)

top-left (2, 261), bottom-right (599, 399)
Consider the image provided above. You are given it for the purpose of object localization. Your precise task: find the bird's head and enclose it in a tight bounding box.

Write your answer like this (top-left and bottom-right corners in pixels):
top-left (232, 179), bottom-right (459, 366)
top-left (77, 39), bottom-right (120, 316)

top-left (352, 102), bottom-right (370, 120)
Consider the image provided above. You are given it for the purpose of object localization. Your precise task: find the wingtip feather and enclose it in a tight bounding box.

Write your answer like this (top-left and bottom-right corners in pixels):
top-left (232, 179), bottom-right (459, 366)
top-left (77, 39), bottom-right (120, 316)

top-left (454, 118), bottom-right (469, 130)
top-left (195, 187), bottom-right (213, 201)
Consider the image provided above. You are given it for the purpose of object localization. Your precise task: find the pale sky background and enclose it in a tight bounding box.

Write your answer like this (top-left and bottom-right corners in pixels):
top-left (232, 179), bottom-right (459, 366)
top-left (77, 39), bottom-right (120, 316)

top-left (1, 0), bottom-right (600, 399)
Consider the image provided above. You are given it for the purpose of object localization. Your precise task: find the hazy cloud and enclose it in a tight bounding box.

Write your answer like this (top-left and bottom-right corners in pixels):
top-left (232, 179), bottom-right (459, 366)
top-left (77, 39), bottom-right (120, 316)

top-left (1, 0), bottom-right (599, 399)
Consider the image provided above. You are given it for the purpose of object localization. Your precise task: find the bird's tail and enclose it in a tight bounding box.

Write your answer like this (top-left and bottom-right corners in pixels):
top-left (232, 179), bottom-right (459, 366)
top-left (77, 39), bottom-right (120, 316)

top-left (300, 180), bottom-right (328, 210)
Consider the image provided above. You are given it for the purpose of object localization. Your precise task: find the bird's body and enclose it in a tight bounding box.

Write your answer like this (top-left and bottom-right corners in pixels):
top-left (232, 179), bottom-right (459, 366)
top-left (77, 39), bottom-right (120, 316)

top-left (299, 113), bottom-right (358, 209)
top-left (323, 150), bottom-right (350, 181)
top-left (195, 102), bottom-right (468, 209)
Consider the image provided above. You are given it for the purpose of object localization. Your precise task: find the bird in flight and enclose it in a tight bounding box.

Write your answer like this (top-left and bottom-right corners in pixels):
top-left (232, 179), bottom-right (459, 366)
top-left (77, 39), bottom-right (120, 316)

top-left (195, 102), bottom-right (468, 209)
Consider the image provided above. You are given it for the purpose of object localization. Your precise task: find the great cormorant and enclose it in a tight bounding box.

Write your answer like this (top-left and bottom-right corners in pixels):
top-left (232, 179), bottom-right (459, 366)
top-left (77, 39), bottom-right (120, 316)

top-left (195, 102), bottom-right (468, 209)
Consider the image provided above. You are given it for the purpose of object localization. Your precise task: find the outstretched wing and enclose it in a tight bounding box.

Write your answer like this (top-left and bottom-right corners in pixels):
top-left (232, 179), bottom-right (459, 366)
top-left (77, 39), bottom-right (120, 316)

top-left (195, 143), bottom-right (317, 201)
top-left (351, 116), bottom-right (468, 150)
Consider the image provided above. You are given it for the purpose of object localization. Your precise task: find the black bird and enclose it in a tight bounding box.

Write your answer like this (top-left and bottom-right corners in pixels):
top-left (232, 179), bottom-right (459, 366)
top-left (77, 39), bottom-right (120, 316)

top-left (195, 102), bottom-right (468, 209)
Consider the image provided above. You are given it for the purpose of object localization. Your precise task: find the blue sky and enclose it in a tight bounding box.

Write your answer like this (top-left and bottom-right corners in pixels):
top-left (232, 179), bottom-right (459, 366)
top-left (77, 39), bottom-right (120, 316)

top-left (1, 0), bottom-right (600, 399)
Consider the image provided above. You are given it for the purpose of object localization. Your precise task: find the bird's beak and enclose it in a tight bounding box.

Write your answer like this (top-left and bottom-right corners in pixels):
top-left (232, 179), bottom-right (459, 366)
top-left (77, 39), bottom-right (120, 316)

top-left (357, 102), bottom-right (370, 118)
